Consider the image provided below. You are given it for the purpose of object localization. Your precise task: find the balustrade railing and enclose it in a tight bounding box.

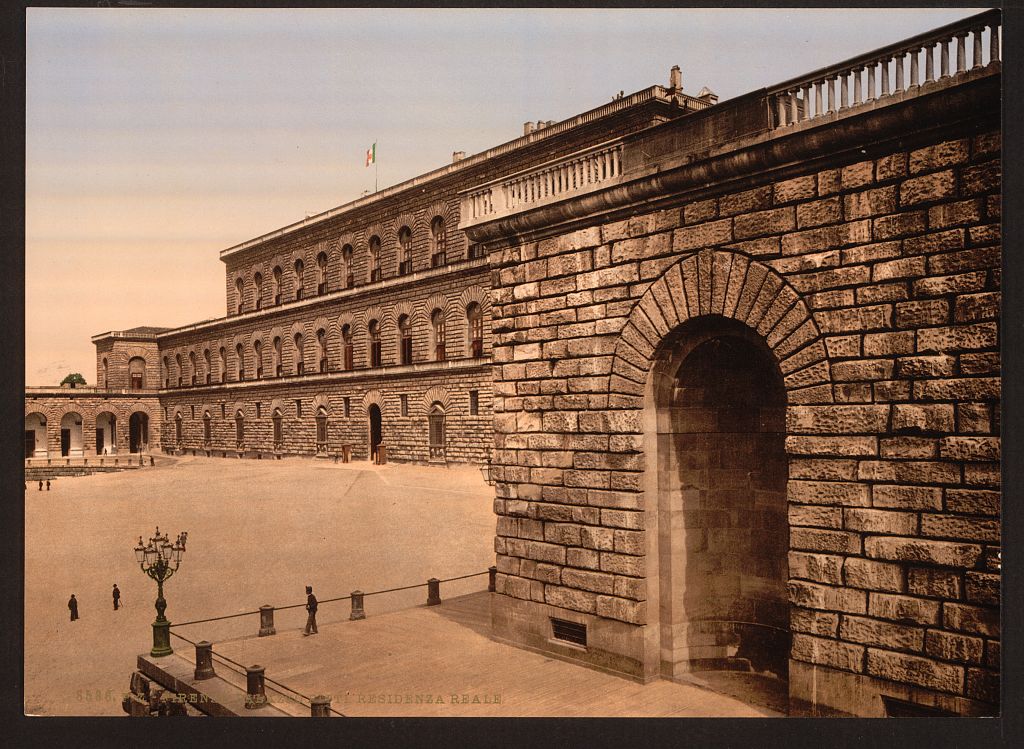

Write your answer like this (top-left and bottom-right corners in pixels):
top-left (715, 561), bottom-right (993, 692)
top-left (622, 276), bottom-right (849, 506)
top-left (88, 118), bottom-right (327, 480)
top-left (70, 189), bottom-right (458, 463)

top-left (464, 141), bottom-right (624, 223)
top-left (769, 9), bottom-right (999, 129)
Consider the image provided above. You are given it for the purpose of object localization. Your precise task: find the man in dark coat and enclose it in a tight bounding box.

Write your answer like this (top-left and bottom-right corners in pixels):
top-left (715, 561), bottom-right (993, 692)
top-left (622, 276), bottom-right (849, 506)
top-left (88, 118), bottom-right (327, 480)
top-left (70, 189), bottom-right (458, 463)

top-left (302, 585), bottom-right (318, 636)
top-left (113, 584), bottom-right (121, 611)
top-left (68, 594), bottom-right (79, 621)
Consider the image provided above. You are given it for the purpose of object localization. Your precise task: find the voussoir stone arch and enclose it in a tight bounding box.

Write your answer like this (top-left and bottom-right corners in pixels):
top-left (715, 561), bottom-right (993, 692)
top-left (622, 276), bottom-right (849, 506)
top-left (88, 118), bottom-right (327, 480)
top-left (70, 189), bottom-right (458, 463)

top-left (335, 232), bottom-right (357, 253)
top-left (393, 210), bottom-right (420, 235)
top-left (122, 344), bottom-right (152, 362)
top-left (610, 249), bottom-right (829, 400)
top-left (458, 285), bottom-right (491, 313)
top-left (361, 389), bottom-right (384, 415)
top-left (269, 397), bottom-right (285, 415)
top-left (392, 300), bottom-right (416, 322)
top-left (311, 315), bottom-right (331, 334)
top-left (363, 304), bottom-right (386, 327)
top-left (421, 385), bottom-right (452, 415)
top-left (311, 393), bottom-right (331, 414)
top-left (424, 292), bottom-right (451, 316)
top-left (25, 403), bottom-right (49, 419)
top-left (337, 311), bottom-right (356, 330)
top-left (49, 403), bottom-right (86, 422)
top-left (424, 198), bottom-right (457, 227)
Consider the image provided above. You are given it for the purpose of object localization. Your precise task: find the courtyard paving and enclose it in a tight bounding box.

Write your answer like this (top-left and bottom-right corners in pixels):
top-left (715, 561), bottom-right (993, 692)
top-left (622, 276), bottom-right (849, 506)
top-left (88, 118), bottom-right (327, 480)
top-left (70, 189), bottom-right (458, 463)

top-left (24, 454), bottom-right (495, 716)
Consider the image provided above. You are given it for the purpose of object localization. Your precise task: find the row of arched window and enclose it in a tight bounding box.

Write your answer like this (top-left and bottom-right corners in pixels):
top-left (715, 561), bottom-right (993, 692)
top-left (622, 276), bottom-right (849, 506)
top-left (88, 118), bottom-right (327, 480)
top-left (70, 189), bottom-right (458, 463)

top-left (232, 216), bottom-right (482, 315)
top-left (161, 303), bottom-right (485, 388)
top-left (99, 356), bottom-right (148, 390)
top-left (174, 405), bottom-right (330, 452)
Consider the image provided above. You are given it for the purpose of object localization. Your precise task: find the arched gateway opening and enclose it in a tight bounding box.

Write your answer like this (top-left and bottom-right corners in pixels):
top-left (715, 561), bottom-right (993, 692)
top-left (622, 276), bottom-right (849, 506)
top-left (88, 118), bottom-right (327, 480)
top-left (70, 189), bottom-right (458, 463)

top-left (368, 404), bottom-right (383, 462)
top-left (129, 412), bottom-right (149, 453)
top-left (650, 316), bottom-right (789, 693)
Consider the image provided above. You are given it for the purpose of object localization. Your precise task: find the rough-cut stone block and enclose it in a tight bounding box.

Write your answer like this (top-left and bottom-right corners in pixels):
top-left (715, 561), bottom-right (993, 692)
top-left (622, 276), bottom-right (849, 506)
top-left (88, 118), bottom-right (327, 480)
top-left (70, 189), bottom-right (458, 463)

top-left (843, 508), bottom-right (917, 536)
top-left (925, 630), bottom-right (984, 664)
top-left (791, 633), bottom-right (864, 673)
top-left (791, 529), bottom-right (861, 555)
top-left (787, 436), bottom-right (877, 457)
top-left (544, 584), bottom-right (597, 614)
top-left (939, 437), bottom-right (999, 462)
top-left (891, 404), bottom-right (955, 434)
top-left (916, 322), bottom-right (998, 353)
top-left (788, 480), bottom-right (871, 506)
top-left (843, 557), bottom-right (903, 593)
top-left (866, 648), bottom-right (963, 694)
top-left (560, 568), bottom-right (615, 595)
top-left (965, 572), bottom-right (999, 606)
top-left (943, 602), bottom-right (999, 637)
top-left (909, 139), bottom-right (969, 174)
top-left (791, 607), bottom-right (839, 636)
top-left (840, 615), bottom-right (924, 652)
top-left (595, 595), bottom-right (646, 625)
top-left (672, 219), bottom-right (733, 252)
top-left (787, 580), bottom-right (866, 614)
top-left (775, 174), bottom-right (817, 204)
top-left (872, 485), bottom-right (942, 510)
top-left (900, 170), bottom-right (956, 206)
top-left (797, 197), bottom-right (842, 228)
top-left (965, 667), bottom-right (999, 704)
top-left (865, 537), bottom-right (982, 568)
top-left (787, 405), bottom-right (889, 434)
top-left (907, 567), bottom-right (961, 599)
top-left (869, 592), bottom-right (940, 625)
top-left (920, 515), bottom-right (999, 544)
top-left (789, 504), bottom-right (843, 529)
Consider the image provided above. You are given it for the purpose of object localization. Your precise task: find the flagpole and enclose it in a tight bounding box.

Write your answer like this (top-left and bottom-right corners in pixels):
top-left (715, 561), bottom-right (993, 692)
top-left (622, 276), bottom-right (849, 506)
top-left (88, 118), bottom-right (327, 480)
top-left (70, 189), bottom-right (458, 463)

top-left (375, 140), bottom-right (379, 193)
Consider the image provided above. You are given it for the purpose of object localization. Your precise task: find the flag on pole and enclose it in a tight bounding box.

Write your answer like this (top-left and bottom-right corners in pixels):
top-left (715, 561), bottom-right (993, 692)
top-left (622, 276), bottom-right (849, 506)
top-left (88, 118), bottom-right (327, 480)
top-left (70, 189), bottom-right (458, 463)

top-left (365, 143), bottom-right (376, 167)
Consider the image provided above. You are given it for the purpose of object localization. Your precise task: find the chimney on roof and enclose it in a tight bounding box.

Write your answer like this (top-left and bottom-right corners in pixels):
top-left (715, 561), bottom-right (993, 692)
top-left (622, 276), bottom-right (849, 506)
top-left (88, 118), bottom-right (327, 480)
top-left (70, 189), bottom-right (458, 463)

top-left (523, 121), bottom-right (535, 136)
top-left (452, 151), bottom-right (466, 163)
top-left (669, 65), bottom-right (682, 92)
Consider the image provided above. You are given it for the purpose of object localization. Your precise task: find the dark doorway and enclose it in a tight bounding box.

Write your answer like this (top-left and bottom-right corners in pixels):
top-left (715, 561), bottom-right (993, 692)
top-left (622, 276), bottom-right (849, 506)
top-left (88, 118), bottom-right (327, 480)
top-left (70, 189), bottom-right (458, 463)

top-left (96, 428), bottom-right (104, 455)
top-left (60, 429), bottom-right (70, 457)
top-left (129, 412), bottom-right (149, 453)
top-left (368, 404), bottom-right (382, 462)
top-left (25, 431), bottom-right (35, 459)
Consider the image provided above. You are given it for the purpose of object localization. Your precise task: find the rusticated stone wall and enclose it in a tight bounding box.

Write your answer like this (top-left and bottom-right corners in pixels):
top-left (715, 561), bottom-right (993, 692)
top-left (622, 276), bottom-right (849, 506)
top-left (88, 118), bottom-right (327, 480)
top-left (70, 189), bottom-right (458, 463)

top-left (487, 128), bottom-right (1000, 714)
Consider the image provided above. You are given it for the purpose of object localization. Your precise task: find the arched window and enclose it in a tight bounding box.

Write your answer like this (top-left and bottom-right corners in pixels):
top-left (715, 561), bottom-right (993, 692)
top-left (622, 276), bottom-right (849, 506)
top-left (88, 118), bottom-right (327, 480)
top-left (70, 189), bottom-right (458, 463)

top-left (189, 351), bottom-right (197, 385)
top-left (235, 410), bottom-right (245, 447)
top-left (317, 328), bottom-right (328, 373)
top-left (163, 356), bottom-right (170, 388)
top-left (272, 266), bottom-right (283, 305)
top-left (254, 272), bottom-right (263, 310)
top-left (294, 258), bottom-right (305, 301)
top-left (235, 277), bottom-right (244, 314)
top-left (203, 411), bottom-right (212, 444)
top-left (175, 353), bottom-right (183, 387)
top-left (272, 408), bottom-right (284, 449)
top-left (368, 320), bottom-right (382, 367)
top-left (129, 356), bottom-right (146, 389)
top-left (467, 302), bottom-right (484, 358)
top-left (342, 245), bottom-right (354, 289)
top-left (175, 412), bottom-right (183, 444)
top-left (429, 403), bottom-right (446, 460)
top-left (294, 332), bottom-right (305, 375)
top-left (317, 251), bottom-right (329, 295)
top-left (431, 216), bottom-right (447, 267)
top-left (369, 236), bottom-right (381, 282)
top-left (341, 324), bottom-right (354, 370)
top-left (273, 336), bottom-right (283, 377)
top-left (398, 314), bottom-right (413, 365)
top-left (101, 357), bottom-right (108, 388)
top-left (254, 340), bottom-right (264, 379)
top-left (315, 406), bottom-right (328, 453)
top-left (236, 343), bottom-right (245, 381)
top-left (219, 347), bottom-right (227, 382)
top-left (203, 349), bottom-right (211, 384)
top-left (398, 227), bottom-right (413, 276)
top-left (431, 309), bottom-right (446, 362)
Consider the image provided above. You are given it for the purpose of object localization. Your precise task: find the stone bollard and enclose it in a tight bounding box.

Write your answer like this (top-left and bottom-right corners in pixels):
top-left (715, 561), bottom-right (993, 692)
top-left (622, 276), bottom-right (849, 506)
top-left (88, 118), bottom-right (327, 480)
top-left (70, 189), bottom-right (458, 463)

top-left (150, 456), bottom-right (155, 466)
top-left (194, 641), bottom-right (215, 681)
top-left (427, 578), bottom-right (441, 606)
top-left (350, 591), bottom-right (366, 620)
top-left (488, 565), bottom-right (497, 592)
top-left (258, 605), bottom-right (276, 636)
top-left (245, 665), bottom-right (267, 709)
top-left (310, 695), bottom-right (332, 717)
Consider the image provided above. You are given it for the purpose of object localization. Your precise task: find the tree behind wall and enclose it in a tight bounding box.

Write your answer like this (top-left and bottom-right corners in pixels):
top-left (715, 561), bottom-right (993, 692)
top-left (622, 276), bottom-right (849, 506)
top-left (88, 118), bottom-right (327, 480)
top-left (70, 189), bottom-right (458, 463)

top-left (60, 373), bottom-right (86, 388)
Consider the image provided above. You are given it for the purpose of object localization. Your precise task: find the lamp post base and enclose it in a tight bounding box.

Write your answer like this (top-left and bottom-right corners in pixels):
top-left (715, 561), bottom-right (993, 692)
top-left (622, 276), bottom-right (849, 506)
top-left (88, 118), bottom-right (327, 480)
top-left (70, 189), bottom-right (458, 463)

top-left (151, 620), bottom-right (173, 657)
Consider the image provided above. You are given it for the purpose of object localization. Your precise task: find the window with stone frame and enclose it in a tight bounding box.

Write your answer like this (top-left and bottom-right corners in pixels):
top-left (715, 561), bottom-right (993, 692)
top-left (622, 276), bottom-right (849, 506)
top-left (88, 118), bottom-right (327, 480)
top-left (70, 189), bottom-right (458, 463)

top-left (468, 242), bottom-right (485, 260)
top-left (430, 216), bottom-right (447, 267)
top-left (219, 347), bottom-right (227, 382)
top-left (317, 328), bottom-right (328, 372)
top-left (203, 411), bottom-right (212, 443)
top-left (273, 336), bottom-right (283, 377)
top-left (235, 277), bottom-right (244, 314)
top-left (400, 394), bottom-right (409, 417)
top-left (466, 302), bottom-right (484, 358)
top-left (369, 236), bottom-right (382, 282)
top-left (272, 266), bottom-right (283, 305)
top-left (469, 389), bottom-right (479, 415)
top-left (398, 226), bottom-right (413, 276)
top-left (236, 343), bottom-right (245, 381)
top-left (398, 314), bottom-right (413, 365)
top-left (175, 353), bottom-right (183, 387)
top-left (235, 410), bottom-right (244, 447)
top-left (174, 413), bottom-right (183, 444)
top-left (341, 324), bottom-right (354, 370)
top-left (342, 245), bottom-right (354, 289)
top-left (203, 349), bottom-right (211, 384)
top-left (163, 356), bottom-right (170, 388)
top-left (254, 272), bottom-right (263, 310)
top-left (431, 309), bottom-right (447, 362)
top-left (254, 340), bottom-right (264, 379)
top-left (294, 258), bottom-right (305, 300)
top-left (101, 357), bottom-right (108, 388)
top-left (294, 332), bottom-right (305, 375)
top-left (315, 406), bottom-right (328, 452)
top-left (368, 320), bottom-right (382, 367)
top-left (317, 251), bottom-right (329, 295)
top-left (129, 356), bottom-right (146, 389)
top-left (343, 396), bottom-right (351, 418)
top-left (189, 351), bottom-right (197, 385)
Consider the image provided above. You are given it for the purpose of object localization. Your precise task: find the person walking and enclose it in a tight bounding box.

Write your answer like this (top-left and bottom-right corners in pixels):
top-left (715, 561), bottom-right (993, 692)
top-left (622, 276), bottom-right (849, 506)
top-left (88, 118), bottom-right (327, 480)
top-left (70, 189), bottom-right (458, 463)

top-left (112, 584), bottom-right (121, 611)
top-left (302, 585), bottom-right (318, 636)
top-left (68, 594), bottom-right (79, 622)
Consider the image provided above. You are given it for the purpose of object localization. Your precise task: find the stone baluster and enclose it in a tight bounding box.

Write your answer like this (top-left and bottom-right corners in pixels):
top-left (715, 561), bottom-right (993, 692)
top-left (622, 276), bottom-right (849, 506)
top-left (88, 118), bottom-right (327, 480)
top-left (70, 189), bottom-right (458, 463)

top-left (840, 74), bottom-right (849, 110)
top-left (895, 51), bottom-right (905, 93)
top-left (971, 27), bottom-right (983, 70)
top-left (989, 23), bottom-right (999, 64)
top-left (955, 32), bottom-right (967, 74)
top-left (924, 43), bottom-right (935, 83)
top-left (852, 67), bottom-right (863, 105)
top-left (814, 80), bottom-right (823, 117)
top-left (827, 76), bottom-right (836, 114)
top-left (776, 94), bottom-right (788, 126)
top-left (910, 47), bottom-right (920, 87)
top-left (881, 57), bottom-right (891, 97)
top-left (940, 36), bottom-right (951, 78)
top-left (866, 62), bottom-right (876, 102)
top-left (789, 90), bottom-right (799, 125)
top-left (803, 84), bottom-right (813, 120)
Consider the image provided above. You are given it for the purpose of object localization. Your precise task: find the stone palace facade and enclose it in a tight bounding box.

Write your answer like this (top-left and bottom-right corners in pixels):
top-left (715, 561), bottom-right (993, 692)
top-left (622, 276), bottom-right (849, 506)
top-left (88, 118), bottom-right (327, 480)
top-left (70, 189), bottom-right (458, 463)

top-left (28, 10), bottom-right (1001, 717)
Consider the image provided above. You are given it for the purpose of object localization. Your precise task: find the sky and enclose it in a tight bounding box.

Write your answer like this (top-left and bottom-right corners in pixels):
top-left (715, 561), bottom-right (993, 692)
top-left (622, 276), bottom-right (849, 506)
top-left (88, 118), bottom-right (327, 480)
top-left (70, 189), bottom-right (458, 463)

top-left (25, 7), bottom-right (983, 385)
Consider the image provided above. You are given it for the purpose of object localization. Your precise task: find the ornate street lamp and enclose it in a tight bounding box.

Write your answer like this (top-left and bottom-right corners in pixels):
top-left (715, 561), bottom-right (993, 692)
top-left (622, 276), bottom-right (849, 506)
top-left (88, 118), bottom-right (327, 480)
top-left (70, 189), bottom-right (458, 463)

top-left (135, 526), bottom-right (187, 657)
top-left (479, 451), bottom-right (495, 486)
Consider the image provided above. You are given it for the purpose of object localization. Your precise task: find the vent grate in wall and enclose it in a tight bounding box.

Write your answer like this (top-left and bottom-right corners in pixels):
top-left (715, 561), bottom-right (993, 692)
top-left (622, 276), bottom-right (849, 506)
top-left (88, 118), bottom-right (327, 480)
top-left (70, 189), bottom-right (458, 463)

top-left (551, 617), bottom-right (587, 647)
top-left (881, 696), bottom-right (958, 717)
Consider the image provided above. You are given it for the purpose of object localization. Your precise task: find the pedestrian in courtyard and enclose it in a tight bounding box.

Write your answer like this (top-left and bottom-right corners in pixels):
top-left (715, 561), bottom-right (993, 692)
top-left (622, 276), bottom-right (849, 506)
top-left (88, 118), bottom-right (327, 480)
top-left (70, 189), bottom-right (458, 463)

top-left (303, 585), bottom-right (318, 636)
top-left (46, 480), bottom-right (51, 491)
top-left (112, 584), bottom-right (121, 611)
top-left (38, 481), bottom-right (42, 491)
top-left (68, 594), bottom-right (79, 622)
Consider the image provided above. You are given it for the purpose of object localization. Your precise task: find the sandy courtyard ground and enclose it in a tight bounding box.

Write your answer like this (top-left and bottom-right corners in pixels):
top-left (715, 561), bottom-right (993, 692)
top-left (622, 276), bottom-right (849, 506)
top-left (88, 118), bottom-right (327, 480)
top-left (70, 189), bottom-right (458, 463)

top-left (23, 455), bottom-right (495, 716)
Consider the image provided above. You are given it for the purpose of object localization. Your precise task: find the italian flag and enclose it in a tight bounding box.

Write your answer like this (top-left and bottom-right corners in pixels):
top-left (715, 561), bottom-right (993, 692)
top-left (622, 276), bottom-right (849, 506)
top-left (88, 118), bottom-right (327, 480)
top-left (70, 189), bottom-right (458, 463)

top-left (365, 143), bottom-right (376, 167)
